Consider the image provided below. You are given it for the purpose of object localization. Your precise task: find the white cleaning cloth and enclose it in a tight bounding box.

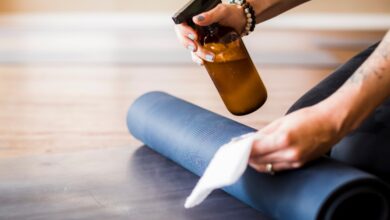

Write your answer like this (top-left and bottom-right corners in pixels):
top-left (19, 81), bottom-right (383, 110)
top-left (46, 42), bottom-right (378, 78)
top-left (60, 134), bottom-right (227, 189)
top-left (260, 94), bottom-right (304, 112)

top-left (184, 132), bottom-right (259, 208)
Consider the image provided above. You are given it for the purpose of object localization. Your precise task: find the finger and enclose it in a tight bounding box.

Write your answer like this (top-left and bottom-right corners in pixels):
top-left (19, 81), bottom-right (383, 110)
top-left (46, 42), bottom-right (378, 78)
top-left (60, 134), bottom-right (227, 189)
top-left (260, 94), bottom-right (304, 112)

top-left (249, 161), bottom-right (294, 173)
top-left (175, 23), bottom-right (214, 62)
top-left (193, 3), bottom-right (228, 27)
top-left (249, 148), bottom-right (298, 164)
top-left (251, 133), bottom-right (289, 157)
top-left (194, 46), bottom-right (215, 62)
top-left (193, 4), bottom-right (246, 34)
top-left (191, 52), bottom-right (204, 66)
top-left (175, 23), bottom-right (198, 41)
top-left (174, 24), bottom-right (198, 52)
top-left (262, 120), bottom-right (282, 134)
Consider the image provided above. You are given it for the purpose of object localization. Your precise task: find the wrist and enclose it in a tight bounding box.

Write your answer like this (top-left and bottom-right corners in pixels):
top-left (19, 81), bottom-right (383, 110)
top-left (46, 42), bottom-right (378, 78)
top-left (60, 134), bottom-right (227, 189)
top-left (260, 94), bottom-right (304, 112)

top-left (312, 98), bottom-right (352, 140)
top-left (314, 90), bottom-right (370, 139)
top-left (228, 1), bottom-right (257, 36)
top-left (247, 0), bottom-right (279, 22)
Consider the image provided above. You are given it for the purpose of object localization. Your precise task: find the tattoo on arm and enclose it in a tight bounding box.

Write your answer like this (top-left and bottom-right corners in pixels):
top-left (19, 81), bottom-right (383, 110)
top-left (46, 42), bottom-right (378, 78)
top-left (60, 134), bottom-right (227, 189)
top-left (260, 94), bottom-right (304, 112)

top-left (349, 67), bottom-right (368, 83)
top-left (378, 38), bottom-right (390, 60)
top-left (348, 38), bottom-right (390, 84)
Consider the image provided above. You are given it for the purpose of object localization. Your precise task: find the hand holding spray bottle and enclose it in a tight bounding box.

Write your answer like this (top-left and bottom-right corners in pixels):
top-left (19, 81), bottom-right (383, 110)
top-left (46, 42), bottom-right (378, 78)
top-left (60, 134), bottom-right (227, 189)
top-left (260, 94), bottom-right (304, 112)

top-left (173, 0), bottom-right (267, 115)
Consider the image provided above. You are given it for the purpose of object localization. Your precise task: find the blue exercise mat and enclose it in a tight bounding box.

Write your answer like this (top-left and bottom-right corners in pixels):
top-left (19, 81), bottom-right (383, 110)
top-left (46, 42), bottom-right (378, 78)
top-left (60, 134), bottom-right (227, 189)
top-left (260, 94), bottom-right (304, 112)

top-left (127, 91), bottom-right (390, 220)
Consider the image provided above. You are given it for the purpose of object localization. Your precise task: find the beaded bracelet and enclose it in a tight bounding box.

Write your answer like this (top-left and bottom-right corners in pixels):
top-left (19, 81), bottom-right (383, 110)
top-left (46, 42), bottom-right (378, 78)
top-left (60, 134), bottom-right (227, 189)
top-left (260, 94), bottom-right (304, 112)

top-left (228, 0), bottom-right (256, 36)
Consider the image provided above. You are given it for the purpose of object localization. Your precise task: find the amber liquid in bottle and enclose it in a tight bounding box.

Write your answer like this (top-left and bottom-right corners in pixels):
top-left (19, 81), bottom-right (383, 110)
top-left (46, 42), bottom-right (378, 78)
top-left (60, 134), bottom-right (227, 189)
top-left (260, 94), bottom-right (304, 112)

top-left (199, 25), bottom-right (267, 115)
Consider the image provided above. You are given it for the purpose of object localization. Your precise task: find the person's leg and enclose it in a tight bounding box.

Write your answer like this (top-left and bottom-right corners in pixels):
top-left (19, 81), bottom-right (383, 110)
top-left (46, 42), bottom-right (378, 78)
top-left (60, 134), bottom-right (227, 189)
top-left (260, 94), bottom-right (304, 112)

top-left (286, 42), bottom-right (390, 182)
top-left (331, 99), bottom-right (390, 182)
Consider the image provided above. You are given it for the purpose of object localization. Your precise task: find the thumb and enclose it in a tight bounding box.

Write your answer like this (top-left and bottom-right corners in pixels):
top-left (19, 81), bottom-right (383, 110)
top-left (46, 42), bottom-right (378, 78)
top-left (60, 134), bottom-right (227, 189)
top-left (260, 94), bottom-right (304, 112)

top-left (192, 3), bottom-right (228, 27)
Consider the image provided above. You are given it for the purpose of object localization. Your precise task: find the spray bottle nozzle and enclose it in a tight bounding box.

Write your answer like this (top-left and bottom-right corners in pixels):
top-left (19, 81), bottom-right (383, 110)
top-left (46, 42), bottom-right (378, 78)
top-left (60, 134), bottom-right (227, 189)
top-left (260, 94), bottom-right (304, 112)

top-left (172, 0), bottom-right (221, 26)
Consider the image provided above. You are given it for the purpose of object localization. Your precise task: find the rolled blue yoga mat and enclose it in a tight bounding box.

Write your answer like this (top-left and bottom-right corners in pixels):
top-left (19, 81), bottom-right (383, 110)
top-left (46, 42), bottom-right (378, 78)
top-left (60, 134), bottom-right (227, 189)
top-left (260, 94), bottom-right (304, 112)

top-left (127, 91), bottom-right (390, 220)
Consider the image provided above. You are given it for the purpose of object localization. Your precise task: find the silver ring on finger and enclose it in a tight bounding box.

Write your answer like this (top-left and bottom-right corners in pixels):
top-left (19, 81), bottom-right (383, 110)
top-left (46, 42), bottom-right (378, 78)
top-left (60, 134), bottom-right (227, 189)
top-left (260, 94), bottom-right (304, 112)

top-left (266, 163), bottom-right (275, 175)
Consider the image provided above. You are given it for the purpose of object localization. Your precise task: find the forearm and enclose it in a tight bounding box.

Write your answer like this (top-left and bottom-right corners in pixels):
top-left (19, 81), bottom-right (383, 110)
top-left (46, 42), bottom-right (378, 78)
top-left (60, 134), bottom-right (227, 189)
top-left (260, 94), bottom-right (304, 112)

top-left (248, 0), bottom-right (311, 23)
top-left (319, 30), bottom-right (390, 136)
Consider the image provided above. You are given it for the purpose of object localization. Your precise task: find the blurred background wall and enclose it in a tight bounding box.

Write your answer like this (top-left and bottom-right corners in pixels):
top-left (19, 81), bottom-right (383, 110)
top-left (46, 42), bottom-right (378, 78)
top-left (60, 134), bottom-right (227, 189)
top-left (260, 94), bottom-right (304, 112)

top-left (0, 0), bottom-right (389, 13)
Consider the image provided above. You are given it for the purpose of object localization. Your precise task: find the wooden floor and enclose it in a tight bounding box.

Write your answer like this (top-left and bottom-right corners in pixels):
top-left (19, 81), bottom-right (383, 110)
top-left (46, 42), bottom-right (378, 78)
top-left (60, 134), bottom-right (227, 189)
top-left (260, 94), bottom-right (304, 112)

top-left (0, 14), bottom-right (386, 158)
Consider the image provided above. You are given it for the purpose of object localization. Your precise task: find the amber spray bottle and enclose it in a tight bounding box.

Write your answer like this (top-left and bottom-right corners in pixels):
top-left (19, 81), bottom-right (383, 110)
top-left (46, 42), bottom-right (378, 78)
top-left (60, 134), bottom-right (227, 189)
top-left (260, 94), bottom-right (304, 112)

top-left (173, 0), bottom-right (267, 116)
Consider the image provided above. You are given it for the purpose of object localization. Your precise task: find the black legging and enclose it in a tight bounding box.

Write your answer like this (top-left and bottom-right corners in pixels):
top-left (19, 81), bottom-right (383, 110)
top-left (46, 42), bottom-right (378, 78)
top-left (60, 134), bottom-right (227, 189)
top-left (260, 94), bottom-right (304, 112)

top-left (287, 42), bottom-right (390, 183)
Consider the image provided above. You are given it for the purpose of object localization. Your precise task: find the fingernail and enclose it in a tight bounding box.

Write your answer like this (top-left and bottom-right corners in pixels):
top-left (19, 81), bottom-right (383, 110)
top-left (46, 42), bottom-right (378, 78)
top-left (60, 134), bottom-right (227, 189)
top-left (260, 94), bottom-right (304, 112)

top-left (205, 54), bottom-right (214, 62)
top-left (197, 15), bottom-right (205, 22)
top-left (188, 33), bottom-right (195, 41)
top-left (195, 59), bottom-right (203, 66)
top-left (187, 44), bottom-right (195, 52)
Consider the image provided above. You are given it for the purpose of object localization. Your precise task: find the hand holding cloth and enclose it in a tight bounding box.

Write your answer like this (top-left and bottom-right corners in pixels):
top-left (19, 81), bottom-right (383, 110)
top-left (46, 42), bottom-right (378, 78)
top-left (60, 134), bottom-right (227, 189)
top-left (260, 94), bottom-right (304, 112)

top-left (127, 92), bottom-right (390, 220)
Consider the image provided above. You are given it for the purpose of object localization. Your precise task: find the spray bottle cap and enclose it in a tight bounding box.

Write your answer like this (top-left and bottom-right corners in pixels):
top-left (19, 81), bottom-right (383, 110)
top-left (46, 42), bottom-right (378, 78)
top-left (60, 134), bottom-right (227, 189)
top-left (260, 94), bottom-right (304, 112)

top-left (172, 0), bottom-right (221, 25)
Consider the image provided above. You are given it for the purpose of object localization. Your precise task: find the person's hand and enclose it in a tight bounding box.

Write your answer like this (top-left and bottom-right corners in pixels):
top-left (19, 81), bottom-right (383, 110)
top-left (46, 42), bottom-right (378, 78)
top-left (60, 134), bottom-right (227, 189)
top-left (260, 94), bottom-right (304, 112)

top-left (174, 3), bottom-right (247, 65)
top-left (249, 105), bottom-right (344, 173)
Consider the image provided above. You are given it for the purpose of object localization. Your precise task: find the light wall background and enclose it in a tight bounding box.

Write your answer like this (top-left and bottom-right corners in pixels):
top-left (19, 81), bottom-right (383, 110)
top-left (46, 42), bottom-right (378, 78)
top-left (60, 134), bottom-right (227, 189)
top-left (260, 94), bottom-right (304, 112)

top-left (0, 0), bottom-right (389, 14)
